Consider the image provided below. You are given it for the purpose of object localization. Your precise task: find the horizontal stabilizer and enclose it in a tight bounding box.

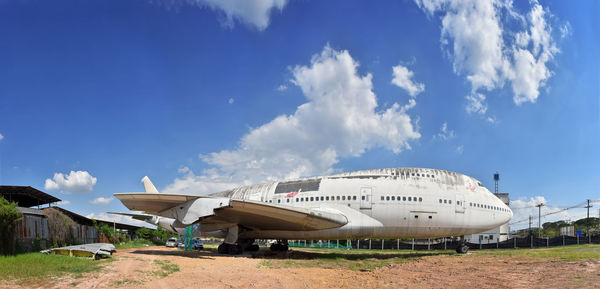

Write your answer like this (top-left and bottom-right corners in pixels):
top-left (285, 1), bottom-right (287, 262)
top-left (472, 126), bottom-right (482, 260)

top-left (108, 211), bottom-right (154, 222)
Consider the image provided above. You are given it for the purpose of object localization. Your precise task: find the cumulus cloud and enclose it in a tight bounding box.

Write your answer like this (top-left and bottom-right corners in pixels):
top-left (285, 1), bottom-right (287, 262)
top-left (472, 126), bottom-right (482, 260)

top-left (55, 200), bottom-right (71, 206)
top-left (435, 122), bottom-right (455, 140)
top-left (0, 133), bottom-right (3, 141)
top-left (276, 84), bottom-right (288, 91)
top-left (455, 145), bottom-right (464, 154)
top-left (181, 0), bottom-right (288, 30)
top-left (44, 171), bottom-right (97, 194)
top-left (414, 0), bottom-right (563, 114)
top-left (228, 98), bottom-right (234, 104)
top-left (509, 196), bottom-right (584, 230)
top-left (165, 45), bottom-right (421, 194)
top-left (86, 212), bottom-right (151, 228)
top-left (89, 197), bottom-right (113, 205)
top-left (391, 64), bottom-right (425, 97)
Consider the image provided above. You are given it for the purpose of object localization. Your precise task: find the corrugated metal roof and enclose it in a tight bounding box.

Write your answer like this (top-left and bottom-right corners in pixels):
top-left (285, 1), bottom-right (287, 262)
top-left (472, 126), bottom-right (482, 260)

top-left (16, 206), bottom-right (46, 216)
top-left (0, 186), bottom-right (61, 207)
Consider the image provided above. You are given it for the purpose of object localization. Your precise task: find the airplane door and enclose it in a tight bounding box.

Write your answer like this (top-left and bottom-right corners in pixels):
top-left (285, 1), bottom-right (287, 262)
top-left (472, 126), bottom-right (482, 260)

top-left (360, 187), bottom-right (372, 209)
top-left (455, 194), bottom-right (465, 213)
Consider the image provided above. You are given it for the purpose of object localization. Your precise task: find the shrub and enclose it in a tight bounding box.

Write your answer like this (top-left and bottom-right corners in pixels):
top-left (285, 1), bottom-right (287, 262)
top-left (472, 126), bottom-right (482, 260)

top-left (0, 196), bottom-right (22, 255)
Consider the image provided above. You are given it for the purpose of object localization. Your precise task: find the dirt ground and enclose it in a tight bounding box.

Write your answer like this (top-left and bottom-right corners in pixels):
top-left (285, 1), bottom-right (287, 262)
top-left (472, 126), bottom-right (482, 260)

top-left (4, 246), bottom-right (600, 289)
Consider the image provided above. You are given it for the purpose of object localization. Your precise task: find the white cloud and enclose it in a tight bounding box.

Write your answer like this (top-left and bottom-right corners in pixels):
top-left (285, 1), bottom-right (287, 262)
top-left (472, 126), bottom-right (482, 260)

top-left (89, 197), bottom-right (113, 205)
top-left (465, 93), bottom-right (487, 115)
top-left (276, 84), bottom-right (288, 91)
top-left (0, 133), bottom-right (3, 141)
top-left (391, 64), bottom-right (425, 97)
top-left (435, 122), bottom-right (455, 140)
top-left (228, 98), bottom-right (234, 104)
top-left (44, 170), bottom-right (97, 194)
top-left (185, 0), bottom-right (288, 30)
top-left (165, 45), bottom-right (421, 194)
top-left (455, 145), bottom-right (464, 154)
top-left (509, 196), bottom-right (583, 230)
top-left (55, 200), bottom-right (71, 206)
top-left (415, 0), bottom-right (562, 113)
top-left (86, 212), bottom-right (151, 228)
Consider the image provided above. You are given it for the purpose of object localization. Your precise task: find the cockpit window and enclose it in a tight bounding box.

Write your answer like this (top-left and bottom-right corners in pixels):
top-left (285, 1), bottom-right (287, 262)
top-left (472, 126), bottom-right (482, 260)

top-left (477, 182), bottom-right (483, 187)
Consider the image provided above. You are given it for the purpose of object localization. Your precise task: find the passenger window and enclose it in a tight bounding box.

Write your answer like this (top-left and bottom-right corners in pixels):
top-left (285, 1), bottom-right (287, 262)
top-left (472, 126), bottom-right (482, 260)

top-left (310, 197), bottom-right (314, 201)
top-left (381, 196), bottom-right (385, 201)
top-left (408, 197), bottom-right (412, 201)
top-left (353, 196), bottom-right (357, 200)
top-left (414, 215), bottom-right (418, 219)
top-left (342, 196), bottom-right (346, 200)
top-left (444, 199), bottom-right (447, 204)
top-left (439, 199), bottom-right (442, 203)
top-left (337, 196), bottom-right (340, 200)
top-left (386, 196), bottom-right (390, 201)
top-left (449, 200), bottom-right (452, 204)
top-left (419, 197), bottom-right (422, 202)
top-left (391, 196), bottom-right (395, 201)
top-left (326, 196), bottom-right (329, 201)
top-left (403, 196), bottom-right (406, 201)
top-left (320, 196), bottom-right (324, 201)
top-left (286, 199), bottom-right (289, 203)
top-left (428, 216), bottom-right (432, 219)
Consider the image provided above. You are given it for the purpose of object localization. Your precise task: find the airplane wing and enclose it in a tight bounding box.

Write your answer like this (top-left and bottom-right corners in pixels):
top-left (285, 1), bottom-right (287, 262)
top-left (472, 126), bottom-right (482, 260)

top-left (108, 211), bottom-right (155, 222)
top-left (114, 193), bottom-right (347, 231)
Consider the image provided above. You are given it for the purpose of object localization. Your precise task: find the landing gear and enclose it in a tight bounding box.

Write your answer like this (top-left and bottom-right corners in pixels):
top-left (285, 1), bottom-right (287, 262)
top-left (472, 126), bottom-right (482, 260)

top-left (217, 243), bottom-right (244, 255)
top-left (246, 244), bottom-right (260, 252)
top-left (269, 240), bottom-right (289, 252)
top-left (455, 235), bottom-right (469, 254)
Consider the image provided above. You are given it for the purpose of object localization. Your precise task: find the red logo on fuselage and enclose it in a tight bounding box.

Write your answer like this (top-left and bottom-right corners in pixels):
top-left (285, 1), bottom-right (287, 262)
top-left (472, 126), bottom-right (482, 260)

top-left (286, 192), bottom-right (298, 198)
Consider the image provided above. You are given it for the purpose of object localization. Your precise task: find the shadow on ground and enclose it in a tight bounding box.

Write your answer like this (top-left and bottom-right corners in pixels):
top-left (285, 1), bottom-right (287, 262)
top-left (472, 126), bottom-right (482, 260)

top-left (130, 249), bottom-right (215, 259)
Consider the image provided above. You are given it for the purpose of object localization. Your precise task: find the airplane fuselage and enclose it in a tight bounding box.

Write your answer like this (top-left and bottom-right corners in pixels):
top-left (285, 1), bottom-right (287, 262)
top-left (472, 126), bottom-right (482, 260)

top-left (209, 168), bottom-right (512, 240)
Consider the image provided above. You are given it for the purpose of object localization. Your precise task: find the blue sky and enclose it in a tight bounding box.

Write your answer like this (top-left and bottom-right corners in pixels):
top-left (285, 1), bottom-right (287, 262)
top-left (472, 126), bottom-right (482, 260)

top-left (0, 0), bottom-right (598, 229)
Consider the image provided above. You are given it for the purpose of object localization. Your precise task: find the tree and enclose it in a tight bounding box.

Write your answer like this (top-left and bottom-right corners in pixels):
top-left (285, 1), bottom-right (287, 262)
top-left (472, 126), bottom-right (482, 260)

top-left (135, 227), bottom-right (153, 240)
top-left (44, 208), bottom-right (75, 247)
top-left (0, 196), bottom-right (23, 255)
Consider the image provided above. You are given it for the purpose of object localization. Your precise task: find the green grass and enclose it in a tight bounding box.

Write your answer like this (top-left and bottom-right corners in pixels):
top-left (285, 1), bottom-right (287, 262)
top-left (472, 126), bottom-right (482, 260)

top-left (152, 259), bottom-right (180, 277)
top-left (0, 253), bottom-right (110, 282)
top-left (474, 244), bottom-right (600, 261)
top-left (115, 239), bottom-right (155, 249)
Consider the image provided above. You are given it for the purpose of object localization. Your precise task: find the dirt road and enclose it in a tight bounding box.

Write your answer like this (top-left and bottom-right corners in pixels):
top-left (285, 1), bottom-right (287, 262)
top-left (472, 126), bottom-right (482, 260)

top-left (9, 246), bottom-right (600, 288)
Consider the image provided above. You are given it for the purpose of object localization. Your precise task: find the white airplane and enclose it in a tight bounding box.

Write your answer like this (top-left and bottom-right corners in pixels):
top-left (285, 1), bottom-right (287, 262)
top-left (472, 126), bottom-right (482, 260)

top-left (114, 168), bottom-right (512, 254)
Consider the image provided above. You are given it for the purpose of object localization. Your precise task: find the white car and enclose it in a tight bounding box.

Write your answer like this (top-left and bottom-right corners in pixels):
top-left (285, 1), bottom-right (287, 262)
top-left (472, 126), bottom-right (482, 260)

top-left (165, 238), bottom-right (178, 247)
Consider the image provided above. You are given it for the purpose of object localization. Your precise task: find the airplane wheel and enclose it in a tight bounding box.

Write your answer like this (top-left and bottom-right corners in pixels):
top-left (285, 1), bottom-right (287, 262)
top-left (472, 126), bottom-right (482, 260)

top-left (456, 245), bottom-right (469, 254)
top-left (228, 244), bottom-right (243, 255)
top-left (217, 243), bottom-right (228, 254)
top-left (282, 245), bottom-right (288, 251)
top-left (247, 244), bottom-right (259, 252)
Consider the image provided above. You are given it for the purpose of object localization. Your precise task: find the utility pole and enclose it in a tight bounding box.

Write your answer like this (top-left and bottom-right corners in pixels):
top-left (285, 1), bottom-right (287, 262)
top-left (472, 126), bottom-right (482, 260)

top-left (536, 203), bottom-right (544, 238)
top-left (585, 199), bottom-right (592, 243)
top-left (529, 215), bottom-right (533, 248)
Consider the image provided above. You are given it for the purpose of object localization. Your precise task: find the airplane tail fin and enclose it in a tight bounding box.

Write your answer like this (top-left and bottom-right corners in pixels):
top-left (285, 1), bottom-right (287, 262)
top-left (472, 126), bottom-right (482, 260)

top-left (141, 176), bottom-right (159, 193)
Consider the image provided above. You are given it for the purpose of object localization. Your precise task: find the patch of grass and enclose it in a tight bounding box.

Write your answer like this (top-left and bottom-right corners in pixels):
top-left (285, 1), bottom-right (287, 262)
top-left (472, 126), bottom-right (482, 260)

top-left (152, 259), bottom-right (180, 277)
top-left (0, 253), bottom-right (109, 282)
top-left (115, 239), bottom-right (154, 249)
top-left (113, 278), bottom-right (141, 286)
top-left (474, 244), bottom-right (600, 261)
top-left (260, 248), bottom-right (453, 271)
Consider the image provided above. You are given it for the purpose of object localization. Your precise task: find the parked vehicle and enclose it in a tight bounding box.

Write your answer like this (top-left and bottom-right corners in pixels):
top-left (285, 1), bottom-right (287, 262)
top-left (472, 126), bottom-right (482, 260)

top-left (165, 237), bottom-right (178, 247)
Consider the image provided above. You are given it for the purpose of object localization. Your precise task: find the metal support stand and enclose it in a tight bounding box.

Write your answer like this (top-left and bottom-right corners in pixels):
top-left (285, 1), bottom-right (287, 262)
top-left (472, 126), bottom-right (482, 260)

top-left (412, 239), bottom-right (414, 250)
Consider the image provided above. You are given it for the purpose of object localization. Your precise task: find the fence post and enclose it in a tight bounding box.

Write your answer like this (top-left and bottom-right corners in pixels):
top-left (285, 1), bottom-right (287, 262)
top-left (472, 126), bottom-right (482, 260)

top-left (412, 238), bottom-right (414, 250)
top-left (497, 234), bottom-right (499, 249)
top-left (514, 237), bottom-right (516, 249)
top-left (444, 238), bottom-right (447, 250)
top-left (546, 237), bottom-right (549, 248)
top-left (369, 239), bottom-right (371, 250)
top-left (381, 239), bottom-right (384, 250)
top-left (357, 239), bottom-right (360, 249)
top-left (562, 235), bottom-right (565, 246)
top-left (337, 239), bottom-right (339, 248)
top-left (328, 240), bottom-right (330, 248)
top-left (428, 238), bottom-right (430, 250)
top-left (397, 239), bottom-right (399, 250)
top-left (577, 235), bottom-right (579, 245)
